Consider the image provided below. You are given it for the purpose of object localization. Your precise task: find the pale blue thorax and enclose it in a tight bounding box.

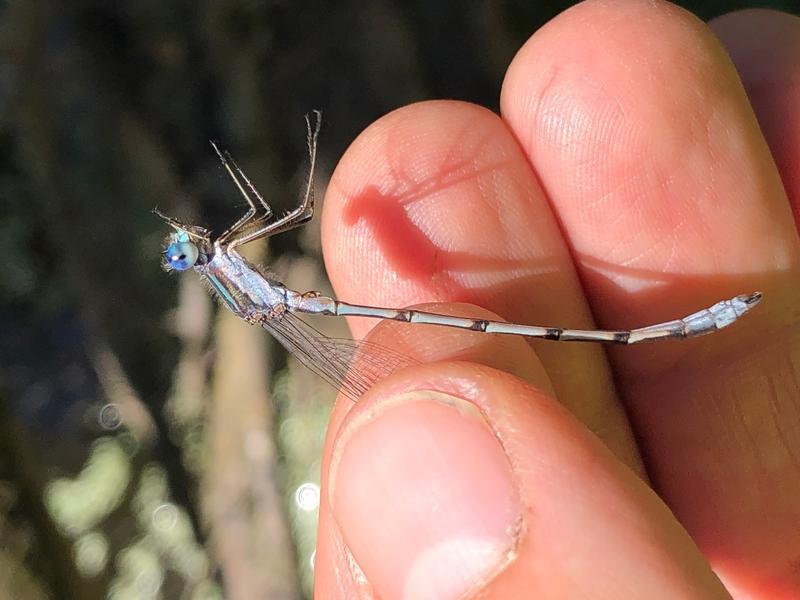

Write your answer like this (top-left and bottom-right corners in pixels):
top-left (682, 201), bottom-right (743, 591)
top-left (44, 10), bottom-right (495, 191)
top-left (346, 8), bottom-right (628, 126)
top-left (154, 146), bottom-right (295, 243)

top-left (199, 243), bottom-right (290, 317)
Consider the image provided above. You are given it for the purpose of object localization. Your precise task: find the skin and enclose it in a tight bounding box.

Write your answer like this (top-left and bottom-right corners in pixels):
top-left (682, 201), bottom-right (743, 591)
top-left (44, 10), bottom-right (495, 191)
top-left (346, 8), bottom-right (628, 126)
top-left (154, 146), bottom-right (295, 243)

top-left (313, 2), bottom-right (800, 598)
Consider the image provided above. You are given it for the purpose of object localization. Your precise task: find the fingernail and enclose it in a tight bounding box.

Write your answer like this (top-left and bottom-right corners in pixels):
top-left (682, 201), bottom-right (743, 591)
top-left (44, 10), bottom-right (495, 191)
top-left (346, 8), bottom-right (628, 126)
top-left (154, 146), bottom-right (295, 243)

top-left (330, 390), bottom-right (522, 600)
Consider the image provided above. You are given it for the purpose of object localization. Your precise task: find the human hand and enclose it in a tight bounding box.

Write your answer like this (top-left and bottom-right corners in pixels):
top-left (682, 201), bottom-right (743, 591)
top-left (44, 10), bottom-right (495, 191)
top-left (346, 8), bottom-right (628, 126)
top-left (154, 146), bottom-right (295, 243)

top-left (314, 2), bottom-right (800, 598)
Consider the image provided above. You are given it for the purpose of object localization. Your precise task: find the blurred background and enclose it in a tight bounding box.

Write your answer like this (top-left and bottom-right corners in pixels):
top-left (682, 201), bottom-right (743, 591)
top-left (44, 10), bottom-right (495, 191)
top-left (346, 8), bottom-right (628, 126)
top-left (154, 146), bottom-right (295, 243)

top-left (0, 1), bottom-right (794, 598)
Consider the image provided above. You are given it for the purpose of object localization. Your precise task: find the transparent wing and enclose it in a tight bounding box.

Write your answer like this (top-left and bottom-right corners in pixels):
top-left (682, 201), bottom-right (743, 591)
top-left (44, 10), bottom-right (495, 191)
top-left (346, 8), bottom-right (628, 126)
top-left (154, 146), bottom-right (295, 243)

top-left (261, 311), bottom-right (418, 402)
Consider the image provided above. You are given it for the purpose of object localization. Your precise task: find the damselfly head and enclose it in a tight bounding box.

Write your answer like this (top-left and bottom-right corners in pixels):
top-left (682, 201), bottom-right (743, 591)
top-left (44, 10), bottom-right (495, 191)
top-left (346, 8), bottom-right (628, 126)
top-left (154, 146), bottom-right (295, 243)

top-left (153, 209), bottom-right (212, 272)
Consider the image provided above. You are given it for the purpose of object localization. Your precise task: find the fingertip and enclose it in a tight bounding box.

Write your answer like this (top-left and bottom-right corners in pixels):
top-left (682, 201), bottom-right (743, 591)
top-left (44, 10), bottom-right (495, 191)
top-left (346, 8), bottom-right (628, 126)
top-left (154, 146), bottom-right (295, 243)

top-left (501, 0), bottom-right (722, 146)
top-left (499, 0), bottom-right (798, 371)
top-left (321, 101), bottom-right (477, 317)
top-left (329, 385), bottom-right (523, 600)
top-left (319, 99), bottom-right (567, 326)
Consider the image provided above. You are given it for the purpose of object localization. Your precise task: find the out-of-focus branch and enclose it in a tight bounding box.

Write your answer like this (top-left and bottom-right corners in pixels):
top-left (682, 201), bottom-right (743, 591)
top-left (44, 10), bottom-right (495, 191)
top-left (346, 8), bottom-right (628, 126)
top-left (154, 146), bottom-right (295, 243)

top-left (202, 239), bottom-right (301, 600)
top-left (0, 547), bottom-right (50, 600)
top-left (90, 339), bottom-right (157, 443)
top-left (164, 271), bottom-right (214, 474)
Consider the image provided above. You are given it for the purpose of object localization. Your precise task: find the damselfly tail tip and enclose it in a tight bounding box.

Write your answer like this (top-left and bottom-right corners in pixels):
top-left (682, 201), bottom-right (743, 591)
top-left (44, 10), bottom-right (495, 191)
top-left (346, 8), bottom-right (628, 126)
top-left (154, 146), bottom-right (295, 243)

top-left (743, 291), bottom-right (762, 307)
top-left (732, 291), bottom-right (762, 319)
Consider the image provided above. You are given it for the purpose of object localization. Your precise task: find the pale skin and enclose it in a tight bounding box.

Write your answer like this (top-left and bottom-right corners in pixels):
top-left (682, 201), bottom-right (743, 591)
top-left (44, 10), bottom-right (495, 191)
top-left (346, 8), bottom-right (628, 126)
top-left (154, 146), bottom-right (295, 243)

top-left (312, 2), bottom-right (800, 598)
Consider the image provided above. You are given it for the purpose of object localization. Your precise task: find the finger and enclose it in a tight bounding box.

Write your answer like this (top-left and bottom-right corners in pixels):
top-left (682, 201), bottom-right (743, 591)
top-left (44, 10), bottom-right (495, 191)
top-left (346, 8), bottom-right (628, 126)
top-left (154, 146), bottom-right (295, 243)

top-left (501, 0), bottom-right (800, 594)
top-left (320, 100), bottom-right (642, 471)
top-left (318, 319), bottom-right (728, 599)
top-left (710, 9), bottom-right (800, 228)
top-left (314, 303), bottom-right (552, 598)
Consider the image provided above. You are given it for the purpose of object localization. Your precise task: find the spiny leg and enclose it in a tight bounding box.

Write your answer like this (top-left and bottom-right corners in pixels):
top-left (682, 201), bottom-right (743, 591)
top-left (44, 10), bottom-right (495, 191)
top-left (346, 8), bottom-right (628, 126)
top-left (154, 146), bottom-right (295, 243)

top-left (229, 111), bottom-right (321, 249)
top-left (212, 142), bottom-right (275, 244)
top-left (216, 143), bottom-right (273, 216)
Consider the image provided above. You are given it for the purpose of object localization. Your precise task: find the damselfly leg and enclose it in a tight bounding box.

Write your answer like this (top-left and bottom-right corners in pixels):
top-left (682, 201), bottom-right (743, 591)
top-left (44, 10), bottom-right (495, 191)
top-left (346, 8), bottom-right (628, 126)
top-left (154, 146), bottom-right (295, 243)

top-left (212, 142), bottom-right (271, 245)
top-left (223, 111), bottom-right (322, 249)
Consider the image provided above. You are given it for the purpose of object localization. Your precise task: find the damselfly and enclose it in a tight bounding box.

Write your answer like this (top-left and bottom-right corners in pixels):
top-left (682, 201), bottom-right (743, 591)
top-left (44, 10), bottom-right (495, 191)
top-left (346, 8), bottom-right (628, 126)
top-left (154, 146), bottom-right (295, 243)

top-left (156, 113), bottom-right (762, 401)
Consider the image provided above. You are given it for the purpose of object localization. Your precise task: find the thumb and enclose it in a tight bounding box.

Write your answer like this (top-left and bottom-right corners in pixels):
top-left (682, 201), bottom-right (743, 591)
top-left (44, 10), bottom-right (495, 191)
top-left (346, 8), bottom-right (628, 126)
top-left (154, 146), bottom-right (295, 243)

top-left (313, 314), bottom-right (727, 599)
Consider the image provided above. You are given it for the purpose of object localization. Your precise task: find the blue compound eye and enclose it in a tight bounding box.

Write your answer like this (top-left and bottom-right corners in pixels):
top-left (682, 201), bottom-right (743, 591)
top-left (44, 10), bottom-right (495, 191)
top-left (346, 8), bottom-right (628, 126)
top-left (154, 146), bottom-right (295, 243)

top-left (165, 240), bottom-right (199, 271)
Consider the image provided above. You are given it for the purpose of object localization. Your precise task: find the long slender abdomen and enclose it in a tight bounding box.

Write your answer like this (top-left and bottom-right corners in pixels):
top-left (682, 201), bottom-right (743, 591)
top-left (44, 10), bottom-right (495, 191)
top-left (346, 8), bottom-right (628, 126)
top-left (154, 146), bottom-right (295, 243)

top-left (330, 292), bottom-right (761, 344)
